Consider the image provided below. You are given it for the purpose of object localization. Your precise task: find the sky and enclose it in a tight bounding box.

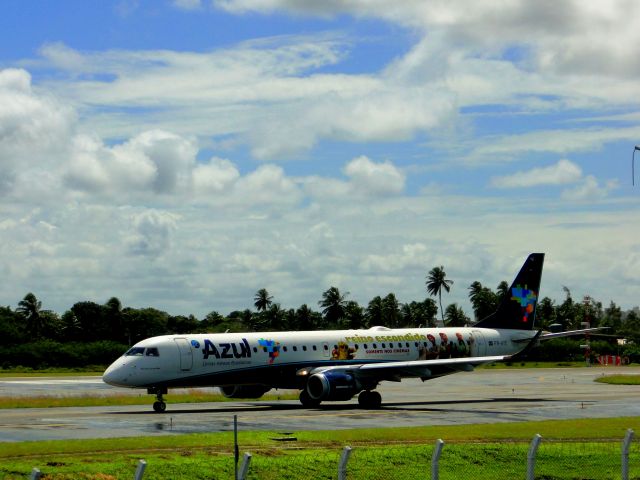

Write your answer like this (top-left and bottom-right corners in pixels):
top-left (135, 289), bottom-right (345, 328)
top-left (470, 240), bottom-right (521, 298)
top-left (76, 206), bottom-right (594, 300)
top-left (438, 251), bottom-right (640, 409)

top-left (0, 0), bottom-right (639, 318)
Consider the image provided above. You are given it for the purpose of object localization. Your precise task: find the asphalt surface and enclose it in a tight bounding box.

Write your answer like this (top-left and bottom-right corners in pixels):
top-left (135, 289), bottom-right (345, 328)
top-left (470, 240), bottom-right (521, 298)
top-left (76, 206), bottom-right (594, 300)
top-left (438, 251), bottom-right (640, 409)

top-left (1, 366), bottom-right (639, 442)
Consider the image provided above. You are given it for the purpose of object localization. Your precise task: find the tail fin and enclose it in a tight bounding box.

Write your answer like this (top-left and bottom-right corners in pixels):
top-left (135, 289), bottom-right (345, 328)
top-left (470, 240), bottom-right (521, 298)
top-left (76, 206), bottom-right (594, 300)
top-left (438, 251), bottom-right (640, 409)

top-left (474, 253), bottom-right (544, 330)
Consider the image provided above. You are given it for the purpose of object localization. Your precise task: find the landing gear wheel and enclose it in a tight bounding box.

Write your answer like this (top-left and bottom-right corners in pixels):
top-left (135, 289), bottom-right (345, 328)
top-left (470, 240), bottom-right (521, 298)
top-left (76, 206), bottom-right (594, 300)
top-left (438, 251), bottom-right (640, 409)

top-left (358, 390), bottom-right (382, 409)
top-left (299, 389), bottom-right (321, 408)
top-left (150, 387), bottom-right (168, 413)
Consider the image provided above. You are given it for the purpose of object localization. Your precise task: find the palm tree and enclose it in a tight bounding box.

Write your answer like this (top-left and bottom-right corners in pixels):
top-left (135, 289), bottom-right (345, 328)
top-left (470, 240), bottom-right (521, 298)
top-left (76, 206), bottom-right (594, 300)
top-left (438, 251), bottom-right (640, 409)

top-left (319, 286), bottom-right (348, 327)
top-left (468, 281), bottom-right (498, 322)
top-left (426, 266), bottom-right (454, 324)
top-left (444, 303), bottom-right (469, 327)
top-left (496, 281), bottom-right (509, 302)
top-left (382, 293), bottom-right (401, 328)
top-left (344, 300), bottom-right (365, 329)
top-left (17, 292), bottom-right (43, 338)
top-left (253, 288), bottom-right (273, 312)
top-left (265, 303), bottom-right (286, 330)
top-left (365, 295), bottom-right (383, 326)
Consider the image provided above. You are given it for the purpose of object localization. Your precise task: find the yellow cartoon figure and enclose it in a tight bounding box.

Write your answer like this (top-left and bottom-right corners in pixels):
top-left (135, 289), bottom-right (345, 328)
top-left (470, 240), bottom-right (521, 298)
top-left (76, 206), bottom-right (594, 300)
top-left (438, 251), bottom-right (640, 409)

top-left (331, 342), bottom-right (356, 360)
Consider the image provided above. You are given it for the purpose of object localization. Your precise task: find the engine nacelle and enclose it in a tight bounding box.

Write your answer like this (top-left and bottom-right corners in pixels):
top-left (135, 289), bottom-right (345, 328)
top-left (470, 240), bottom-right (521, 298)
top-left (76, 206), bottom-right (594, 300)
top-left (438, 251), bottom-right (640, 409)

top-left (219, 385), bottom-right (271, 399)
top-left (306, 371), bottom-right (358, 401)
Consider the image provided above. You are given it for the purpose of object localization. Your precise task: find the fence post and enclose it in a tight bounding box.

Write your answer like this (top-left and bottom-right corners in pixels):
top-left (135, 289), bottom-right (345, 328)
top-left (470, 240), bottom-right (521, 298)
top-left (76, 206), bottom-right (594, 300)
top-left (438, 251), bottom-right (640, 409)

top-left (622, 428), bottom-right (635, 480)
top-left (134, 459), bottom-right (147, 480)
top-left (338, 446), bottom-right (353, 480)
top-left (527, 434), bottom-right (542, 480)
top-left (431, 439), bottom-right (445, 480)
top-left (30, 468), bottom-right (41, 480)
top-left (238, 453), bottom-right (252, 480)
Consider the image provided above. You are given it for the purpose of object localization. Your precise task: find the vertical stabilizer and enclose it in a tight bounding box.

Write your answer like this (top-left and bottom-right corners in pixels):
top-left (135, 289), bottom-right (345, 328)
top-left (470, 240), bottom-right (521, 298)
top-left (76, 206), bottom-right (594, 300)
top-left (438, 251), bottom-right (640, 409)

top-left (474, 253), bottom-right (544, 330)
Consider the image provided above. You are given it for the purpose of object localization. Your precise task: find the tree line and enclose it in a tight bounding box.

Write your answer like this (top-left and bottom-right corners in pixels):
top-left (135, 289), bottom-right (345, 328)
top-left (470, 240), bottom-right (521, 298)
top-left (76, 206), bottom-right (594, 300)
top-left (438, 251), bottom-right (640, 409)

top-left (1, 266), bottom-right (638, 369)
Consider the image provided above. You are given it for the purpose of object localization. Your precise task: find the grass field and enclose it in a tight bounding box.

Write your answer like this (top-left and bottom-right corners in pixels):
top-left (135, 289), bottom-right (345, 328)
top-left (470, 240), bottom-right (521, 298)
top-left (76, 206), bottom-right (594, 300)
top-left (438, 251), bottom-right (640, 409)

top-left (1, 418), bottom-right (639, 479)
top-left (595, 374), bottom-right (640, 385)
top-left (0, 390), bottom-right (301, 409)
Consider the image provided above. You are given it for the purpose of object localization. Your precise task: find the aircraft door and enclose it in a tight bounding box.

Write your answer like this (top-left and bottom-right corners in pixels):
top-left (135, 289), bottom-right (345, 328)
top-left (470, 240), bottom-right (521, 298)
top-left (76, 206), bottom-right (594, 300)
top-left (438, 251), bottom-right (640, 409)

top-left (322, 342), bottom-right (330, 358)
top-left (174, 338), bottom-right (193, 371)
top-left (471, 330), bottom-right (487, 356)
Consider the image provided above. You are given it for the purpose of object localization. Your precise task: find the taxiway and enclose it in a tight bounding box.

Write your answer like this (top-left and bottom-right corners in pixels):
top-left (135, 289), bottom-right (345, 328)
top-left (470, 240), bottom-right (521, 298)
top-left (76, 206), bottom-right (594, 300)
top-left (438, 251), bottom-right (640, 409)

top-left (1, 366), bottom-right (639, 442)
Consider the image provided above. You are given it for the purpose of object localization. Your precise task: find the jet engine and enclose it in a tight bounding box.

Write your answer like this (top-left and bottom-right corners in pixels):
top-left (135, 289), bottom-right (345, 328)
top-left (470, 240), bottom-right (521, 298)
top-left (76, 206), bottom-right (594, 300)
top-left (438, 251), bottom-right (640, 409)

top-left (219, 385), bottom-right (271, 399)
top-left (306, 371), bottom-right (359, 401)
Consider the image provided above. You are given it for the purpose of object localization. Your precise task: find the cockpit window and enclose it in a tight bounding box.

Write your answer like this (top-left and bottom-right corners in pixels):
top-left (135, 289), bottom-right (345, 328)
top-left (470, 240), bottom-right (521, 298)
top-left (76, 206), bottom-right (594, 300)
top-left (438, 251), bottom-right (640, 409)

top-left (145, 347), bottom-right (159, 357)
top-left (125, 347), bottom-right (145, 356)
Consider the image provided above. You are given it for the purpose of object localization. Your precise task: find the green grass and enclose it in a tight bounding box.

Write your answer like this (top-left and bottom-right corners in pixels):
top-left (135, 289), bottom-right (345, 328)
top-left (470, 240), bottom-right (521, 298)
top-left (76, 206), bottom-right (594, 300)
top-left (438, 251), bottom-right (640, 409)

top-left (0, 367), bottom-right (106, 377)
top-left (1, 418), bottom-right (639, 479)
top-left (480, 361), bottom-right (588, 369)
top-left (0, 390), bottom-right (300, 409)
top-left (5, 444), bottom-right (635, 480)
top-left (595, 374), bottom-right (640, 385)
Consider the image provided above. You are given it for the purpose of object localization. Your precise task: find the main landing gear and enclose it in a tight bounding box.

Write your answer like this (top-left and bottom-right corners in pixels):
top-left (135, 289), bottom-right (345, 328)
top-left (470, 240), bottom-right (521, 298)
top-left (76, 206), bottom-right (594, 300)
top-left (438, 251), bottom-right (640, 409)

top-left (148, 387), bottom-right (167, 413)
top-left (299, 389), bottom-right (321, 408)
top-left (357, 390), bottom-right (382, 409)
top-left (297, 389), bottom-right (382, 409)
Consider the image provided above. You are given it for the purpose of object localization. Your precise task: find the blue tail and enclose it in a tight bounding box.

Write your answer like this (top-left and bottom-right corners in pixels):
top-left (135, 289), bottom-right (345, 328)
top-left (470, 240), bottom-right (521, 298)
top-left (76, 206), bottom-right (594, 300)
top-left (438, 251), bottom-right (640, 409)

top-left (474, 253), bottom-right (544, 330)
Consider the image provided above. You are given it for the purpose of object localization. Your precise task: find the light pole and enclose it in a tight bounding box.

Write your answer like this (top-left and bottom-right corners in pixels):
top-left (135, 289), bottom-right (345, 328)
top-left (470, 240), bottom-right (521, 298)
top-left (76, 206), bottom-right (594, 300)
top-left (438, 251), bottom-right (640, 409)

top-left (634, 146), bottom-right (640, 186)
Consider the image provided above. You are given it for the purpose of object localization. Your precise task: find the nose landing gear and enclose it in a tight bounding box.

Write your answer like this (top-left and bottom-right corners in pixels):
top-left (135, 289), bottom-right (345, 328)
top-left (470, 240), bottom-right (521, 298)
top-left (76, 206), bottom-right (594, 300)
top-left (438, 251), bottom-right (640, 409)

top-left (148, 387), bottom-right (168, 413)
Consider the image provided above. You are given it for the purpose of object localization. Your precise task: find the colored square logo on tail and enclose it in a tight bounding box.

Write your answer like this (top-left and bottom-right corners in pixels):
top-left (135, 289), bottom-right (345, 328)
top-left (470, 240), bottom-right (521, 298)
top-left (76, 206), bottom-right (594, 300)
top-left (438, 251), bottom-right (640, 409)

top-left (511, 285), bottom-right (537, 323)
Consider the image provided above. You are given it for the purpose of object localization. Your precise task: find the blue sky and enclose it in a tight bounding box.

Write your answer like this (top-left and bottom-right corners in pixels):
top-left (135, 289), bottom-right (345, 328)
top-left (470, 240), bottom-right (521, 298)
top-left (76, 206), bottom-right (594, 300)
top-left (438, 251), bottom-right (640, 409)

top-left (1, 0), bottom-right (639, 318)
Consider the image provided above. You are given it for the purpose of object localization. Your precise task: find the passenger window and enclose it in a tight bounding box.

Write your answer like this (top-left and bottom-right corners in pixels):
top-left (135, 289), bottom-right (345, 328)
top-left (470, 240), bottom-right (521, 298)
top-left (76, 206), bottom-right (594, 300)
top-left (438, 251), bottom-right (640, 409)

top-left (312, 345), bottom-right (317, 351)
top-left (389, 343), bottom-right (393, 348)
top-left (302, 346), bottom-right (307, 351)
top-left (373, 343), bottom-right (377, 349)
top-left (381, 343), bottom-right (386, 348)
top-left (364, 344), bottom-right (368, 349)
top-left (253, 347), bottom-right (258, 353)
top-left (125, 347), bottom-right (145, 356)
top-left (283, 346), bottom-right (288, 352)
top-left (145, 348), bottom-right (159, 357)
top-left (293, 346), bottom-right (297, 352)
top-left (323, 345), bottom-right (328, 350)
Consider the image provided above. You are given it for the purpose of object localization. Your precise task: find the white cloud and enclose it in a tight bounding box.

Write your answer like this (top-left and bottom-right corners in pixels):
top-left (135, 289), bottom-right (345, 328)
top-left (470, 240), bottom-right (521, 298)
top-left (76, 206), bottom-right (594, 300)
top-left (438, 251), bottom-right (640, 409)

top-left (0, 68), bottom-right (74, 158)
top-left (215, 0), bottom-right (640, 80)
top-left (491, 159), bottom-right (583, 188)
top-left (127, 210), bottom-right (178, 256)
top-left (39, 42), bottom-right (87, 72)
top-left (64, 130), bottom-right (197, 196)
top-left (172, 0), bottom-right (202, 10)
top-left (1, 3), bottom-right (640, 317)
top-left (233, 164), bottom-right (302, 206)
top-left (561, 176), bottom-right (618, 202)
top-left (343, 156), bottom-right (405, 196)
top-left (193, 157), bottom-right (240, 193)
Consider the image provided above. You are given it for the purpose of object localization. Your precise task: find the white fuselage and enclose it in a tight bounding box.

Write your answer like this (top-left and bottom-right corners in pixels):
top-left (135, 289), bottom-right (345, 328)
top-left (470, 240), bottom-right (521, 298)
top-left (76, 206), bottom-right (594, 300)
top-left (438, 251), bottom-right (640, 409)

top-left (102, 326), bottom-right (536, 390)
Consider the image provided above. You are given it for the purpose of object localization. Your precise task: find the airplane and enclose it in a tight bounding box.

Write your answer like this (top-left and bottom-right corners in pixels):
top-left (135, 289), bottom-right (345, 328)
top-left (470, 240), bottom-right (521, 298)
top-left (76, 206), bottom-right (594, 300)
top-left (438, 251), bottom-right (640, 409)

top-left (103, 253), bottom-right (601, 412)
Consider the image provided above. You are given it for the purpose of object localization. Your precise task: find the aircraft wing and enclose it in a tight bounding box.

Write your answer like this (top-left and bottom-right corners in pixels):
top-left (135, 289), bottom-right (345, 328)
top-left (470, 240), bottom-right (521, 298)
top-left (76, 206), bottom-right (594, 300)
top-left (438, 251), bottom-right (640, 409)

top-left (301, 332), bottom-right (541, 381)
top-left (301, 354), bottom-right (511, 382)
top-left (539, 327), bottom-right (608, 340)
top-left (512, 327), bottom-right (608, 343)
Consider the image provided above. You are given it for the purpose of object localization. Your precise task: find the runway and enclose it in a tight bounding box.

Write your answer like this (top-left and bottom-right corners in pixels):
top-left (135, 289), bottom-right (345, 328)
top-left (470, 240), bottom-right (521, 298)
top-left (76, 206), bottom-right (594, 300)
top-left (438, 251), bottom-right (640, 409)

top-left (1, 367), bottom-right (639, 442)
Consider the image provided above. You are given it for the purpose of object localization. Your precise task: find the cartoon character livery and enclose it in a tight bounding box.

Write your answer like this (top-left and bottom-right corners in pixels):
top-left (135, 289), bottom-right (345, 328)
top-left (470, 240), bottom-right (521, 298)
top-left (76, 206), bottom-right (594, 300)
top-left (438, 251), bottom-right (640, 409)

top-left (103, 253), bottom-right (601, 412)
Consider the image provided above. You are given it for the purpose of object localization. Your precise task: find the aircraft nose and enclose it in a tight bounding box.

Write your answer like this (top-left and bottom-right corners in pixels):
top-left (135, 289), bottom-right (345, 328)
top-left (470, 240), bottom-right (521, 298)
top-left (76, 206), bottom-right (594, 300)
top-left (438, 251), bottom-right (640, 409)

top-left (102, 361), bottom-right (130, 387)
